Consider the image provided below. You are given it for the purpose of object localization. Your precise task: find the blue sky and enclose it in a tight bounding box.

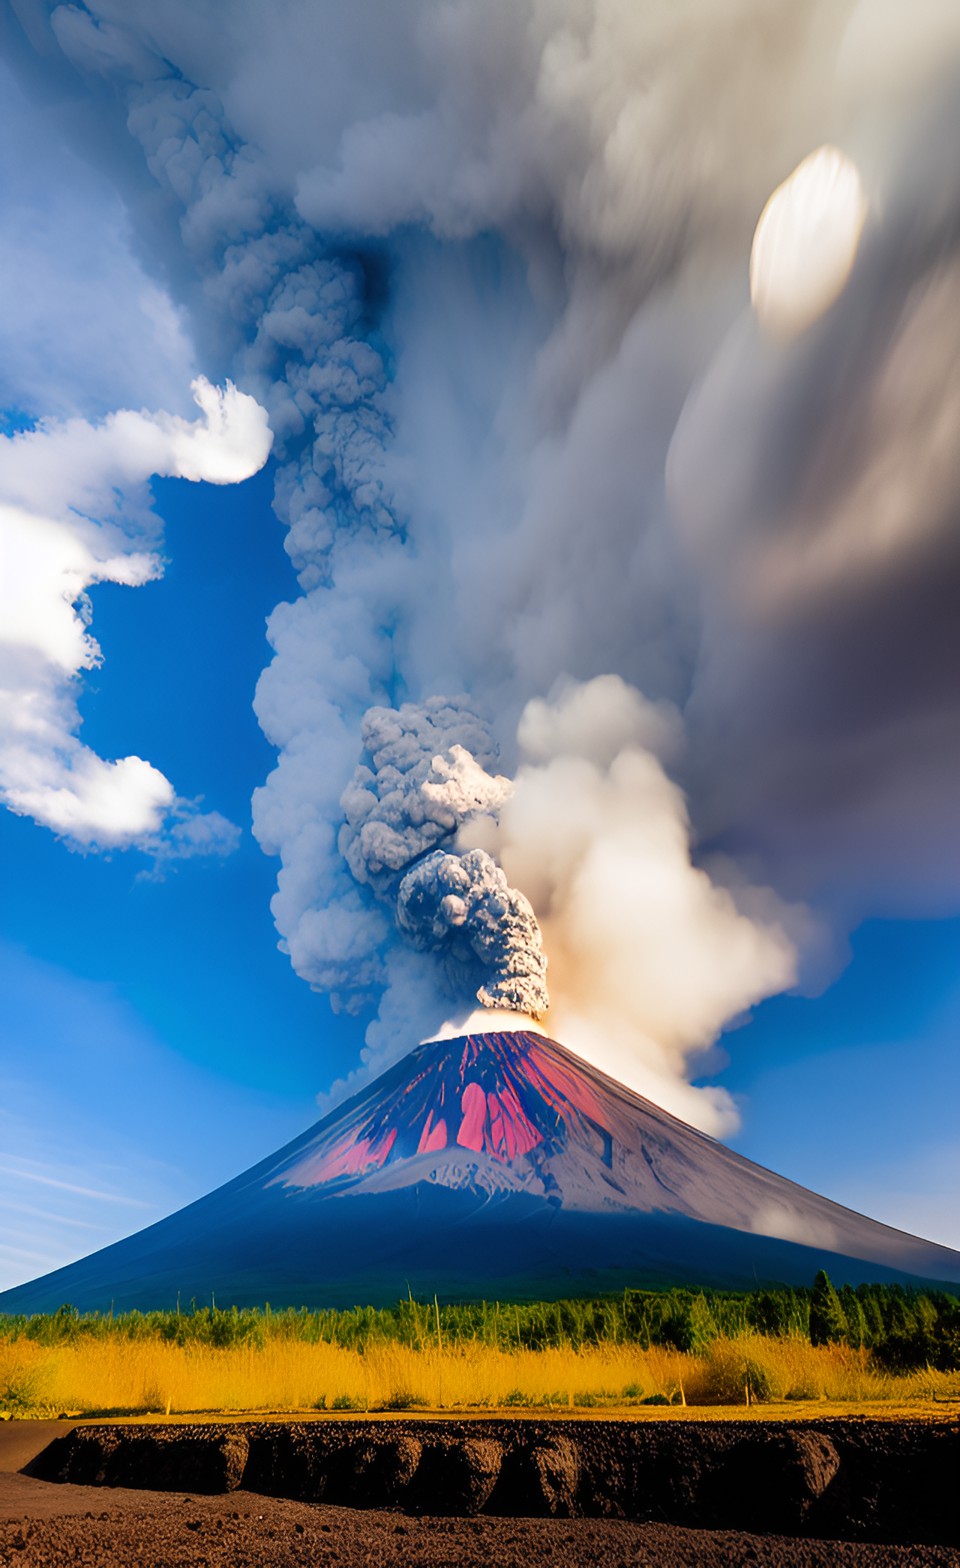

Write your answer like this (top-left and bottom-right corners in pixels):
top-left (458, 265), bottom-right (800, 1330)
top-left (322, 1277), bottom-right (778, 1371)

top-left (2, 454), bottom-right (957, 1289)
top-left (2, 3), bottom-right (960, 1293)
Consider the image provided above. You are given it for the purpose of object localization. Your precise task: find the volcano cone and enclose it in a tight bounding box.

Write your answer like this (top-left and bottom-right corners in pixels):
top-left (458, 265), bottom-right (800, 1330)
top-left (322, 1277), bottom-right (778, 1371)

top-left (2, 1031), bottom-right (958, 1312)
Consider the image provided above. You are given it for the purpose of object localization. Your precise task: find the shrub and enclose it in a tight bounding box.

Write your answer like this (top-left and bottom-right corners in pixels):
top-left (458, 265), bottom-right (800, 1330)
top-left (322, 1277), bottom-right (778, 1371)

top-left (686, 1336), bottom-right (784, 1405)
top-left (382, 1388), bottom-right (425, 1411)
top-left (0, 1366), bottom-right (45, 1414)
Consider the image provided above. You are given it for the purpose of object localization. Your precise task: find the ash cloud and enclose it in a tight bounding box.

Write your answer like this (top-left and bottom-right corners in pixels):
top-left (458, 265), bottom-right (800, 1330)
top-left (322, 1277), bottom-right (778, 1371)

top-left (7, 0), bottom-right (960, 1121)
top-left (397, 848), bottom-right (548, 1019)
top-left (339, 697), bottom-right (547, 1018)
top-left (339, 700), bottom-right (510, 896)
top-left (668, 67), bottom-right (960, 908)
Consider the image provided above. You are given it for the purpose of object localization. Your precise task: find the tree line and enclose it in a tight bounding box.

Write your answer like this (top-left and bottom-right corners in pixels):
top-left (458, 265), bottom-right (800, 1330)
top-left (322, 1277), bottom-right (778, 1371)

top-left (3, 1274), bottom-right (958, 1370)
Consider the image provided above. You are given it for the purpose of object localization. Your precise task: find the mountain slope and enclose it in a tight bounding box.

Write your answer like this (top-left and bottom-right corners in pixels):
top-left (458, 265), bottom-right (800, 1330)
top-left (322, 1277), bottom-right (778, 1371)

top-left (2, 1030), bottom-right (958, 1312)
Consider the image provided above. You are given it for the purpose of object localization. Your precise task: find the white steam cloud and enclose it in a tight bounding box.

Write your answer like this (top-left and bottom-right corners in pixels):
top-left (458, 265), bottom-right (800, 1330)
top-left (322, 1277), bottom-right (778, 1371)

top-left (6, 0), bottom-right (960, 1126)
top-left (487, 678), bottom-right (798, 1133)
top-left (0, 378), bottom-right (271, 849)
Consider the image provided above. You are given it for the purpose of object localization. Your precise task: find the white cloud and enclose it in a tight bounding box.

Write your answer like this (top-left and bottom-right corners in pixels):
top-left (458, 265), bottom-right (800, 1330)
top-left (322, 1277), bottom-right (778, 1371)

top-left (749, 1202), bottom-right (837, 1251)
top-left (0, 377), bottom-right (272, 849)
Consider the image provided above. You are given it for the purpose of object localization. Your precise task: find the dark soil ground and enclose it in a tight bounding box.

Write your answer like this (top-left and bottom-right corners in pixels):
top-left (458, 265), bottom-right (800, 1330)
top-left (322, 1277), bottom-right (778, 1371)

top-left (2, 1421), bottom-right (957, 1568)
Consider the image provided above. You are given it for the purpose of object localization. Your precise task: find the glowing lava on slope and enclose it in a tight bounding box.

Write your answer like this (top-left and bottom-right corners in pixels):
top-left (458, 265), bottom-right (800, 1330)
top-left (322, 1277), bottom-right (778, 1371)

top-left (277, 1031), bottom-right (606, 1187)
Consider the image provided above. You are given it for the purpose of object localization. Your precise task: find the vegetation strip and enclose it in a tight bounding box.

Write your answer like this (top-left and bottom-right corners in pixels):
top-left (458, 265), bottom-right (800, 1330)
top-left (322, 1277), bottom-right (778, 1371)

top-left (4, 1276), bottom-right (959, 1419)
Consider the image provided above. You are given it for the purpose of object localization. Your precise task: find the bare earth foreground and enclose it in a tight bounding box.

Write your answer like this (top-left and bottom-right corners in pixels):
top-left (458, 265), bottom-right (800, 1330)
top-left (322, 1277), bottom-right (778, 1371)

top-left (2, 1420), bottom-right (957, 1568)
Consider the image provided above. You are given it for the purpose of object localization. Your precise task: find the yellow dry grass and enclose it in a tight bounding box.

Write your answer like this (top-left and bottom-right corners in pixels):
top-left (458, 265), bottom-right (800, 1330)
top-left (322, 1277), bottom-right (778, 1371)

top-left (3, 1332), bottom-right (960, 1418)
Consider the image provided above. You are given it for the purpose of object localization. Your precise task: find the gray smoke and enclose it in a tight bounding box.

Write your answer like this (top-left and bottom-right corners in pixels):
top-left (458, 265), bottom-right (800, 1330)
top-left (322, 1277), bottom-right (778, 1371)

top-left (6, 0), bottom-right (960, 1117)
top-left (339, 699), bottom-right (508, 894)
top-left (397, 848), bottom-right (549, 1018)
top-left (338, 697), bottom-right (547, 1016)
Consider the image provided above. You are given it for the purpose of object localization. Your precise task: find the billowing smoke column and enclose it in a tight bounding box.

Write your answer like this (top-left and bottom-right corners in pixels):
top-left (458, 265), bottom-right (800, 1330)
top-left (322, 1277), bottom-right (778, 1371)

top-left (339, 701), bottom-right (511, 895)
top-left (6, 1), bottom-right (960, 1127)
top-left (339, 699), bottom-right (548, 1018)
top-left (397, 850), bottom-right (548, 1017)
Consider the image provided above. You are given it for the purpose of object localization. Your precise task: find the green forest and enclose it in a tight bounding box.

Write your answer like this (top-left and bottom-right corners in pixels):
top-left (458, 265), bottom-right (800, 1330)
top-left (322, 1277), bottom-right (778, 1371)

top-left (4, 1273), bottom-right (959, 1372)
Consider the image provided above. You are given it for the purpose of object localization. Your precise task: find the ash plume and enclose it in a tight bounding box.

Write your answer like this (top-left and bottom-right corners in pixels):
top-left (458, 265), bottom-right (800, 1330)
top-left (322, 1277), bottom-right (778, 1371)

top-left (339, 699), bottom-right (510, 896)
top-left (7, 0), bottom-right (960, 1123)
top-left (339, 697), bottom-right (547, 1018)
top-left (397, 848), bottom-right (548, 1019)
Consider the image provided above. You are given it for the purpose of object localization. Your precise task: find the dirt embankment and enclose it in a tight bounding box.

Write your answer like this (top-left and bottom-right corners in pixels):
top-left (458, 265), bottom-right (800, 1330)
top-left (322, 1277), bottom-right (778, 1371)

top-left (25, 1416), bottom-right (960, 1546)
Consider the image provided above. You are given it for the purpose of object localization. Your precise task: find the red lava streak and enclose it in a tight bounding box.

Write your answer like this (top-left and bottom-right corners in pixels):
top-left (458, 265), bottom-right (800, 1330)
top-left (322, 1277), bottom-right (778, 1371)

top-left (456, 1081), bottom-right (488, 1152)
top-left (417, 1111), bottom-right (447, 1154)
top-left (277, 1030), bottom-right (611, 1189)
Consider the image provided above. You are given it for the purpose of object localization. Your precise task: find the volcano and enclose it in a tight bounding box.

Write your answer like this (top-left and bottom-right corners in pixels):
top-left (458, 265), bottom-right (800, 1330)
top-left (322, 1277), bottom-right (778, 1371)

top-left (2, 1030), bottom-right (958, 1313)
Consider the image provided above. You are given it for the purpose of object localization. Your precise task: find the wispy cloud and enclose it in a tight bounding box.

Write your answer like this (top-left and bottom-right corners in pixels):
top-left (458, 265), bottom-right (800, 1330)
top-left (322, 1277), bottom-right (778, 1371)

top-left (0, 1242), bottom-right (65, 1268)
top-left (1, 1201), bottom-right (102, 1232)
top-left (0, 939), bottom-right (313, 1294)
top-left (0, 1158), bottom-right (153, 1208)
top-left (0, 61), bottom-right (196, 422)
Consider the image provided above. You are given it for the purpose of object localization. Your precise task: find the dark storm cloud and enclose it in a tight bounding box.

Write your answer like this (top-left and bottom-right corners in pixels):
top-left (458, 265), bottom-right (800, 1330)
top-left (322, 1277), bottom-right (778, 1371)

top-left (670, 78), bottom-right (960, 905)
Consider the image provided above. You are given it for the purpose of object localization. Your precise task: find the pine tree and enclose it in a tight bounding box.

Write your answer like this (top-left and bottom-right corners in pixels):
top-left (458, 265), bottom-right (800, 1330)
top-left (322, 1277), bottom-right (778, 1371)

top-left (809, 1270), bottom-right (848, 1346)
top-left (857, 1287), bottom-right (885, 1346)
top-left (839, 1284), bottom-right (867, 1348)
top-left (688, 1293), bottom-right (718, 1352)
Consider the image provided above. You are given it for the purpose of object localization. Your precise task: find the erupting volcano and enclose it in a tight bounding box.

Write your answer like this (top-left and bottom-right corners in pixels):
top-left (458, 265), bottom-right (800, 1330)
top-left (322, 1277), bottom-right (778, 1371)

top-left (2, 1030), bottom-right (958, 1314)
top-left (274, 1032), bottom-right (608, 1185)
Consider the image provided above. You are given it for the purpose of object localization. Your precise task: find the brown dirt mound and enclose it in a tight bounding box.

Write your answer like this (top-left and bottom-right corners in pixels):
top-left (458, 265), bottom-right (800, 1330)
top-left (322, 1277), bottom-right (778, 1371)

top-left (24, 1416), bottom-right (960, 1545)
